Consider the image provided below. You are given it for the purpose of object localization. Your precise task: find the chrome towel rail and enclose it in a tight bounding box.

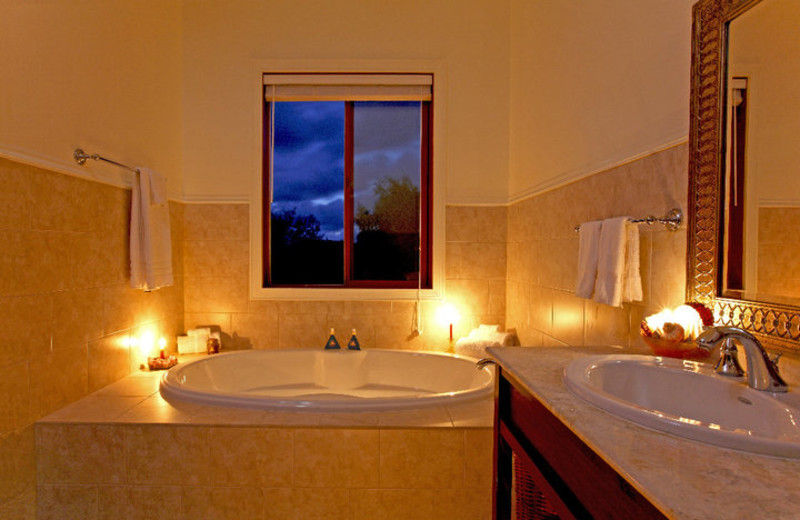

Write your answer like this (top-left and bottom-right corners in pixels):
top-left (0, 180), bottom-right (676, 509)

top-left (74, 148), bottom-right (139, 174)
top-left (573, 208), bottom-right (683, 233)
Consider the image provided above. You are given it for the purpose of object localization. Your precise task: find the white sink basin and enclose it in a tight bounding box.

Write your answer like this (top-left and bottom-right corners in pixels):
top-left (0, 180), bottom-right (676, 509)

top-left (563, 354), bottom-right (800, 458)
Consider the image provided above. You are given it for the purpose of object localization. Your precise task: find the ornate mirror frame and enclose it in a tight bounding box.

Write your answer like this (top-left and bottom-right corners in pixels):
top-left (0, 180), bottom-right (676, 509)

top-left (687, 0), bottom-right (800, 352)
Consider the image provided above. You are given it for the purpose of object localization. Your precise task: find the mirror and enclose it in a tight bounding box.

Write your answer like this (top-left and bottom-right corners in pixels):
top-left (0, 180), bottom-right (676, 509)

top-left (687, 0), bottom-right (800, 351)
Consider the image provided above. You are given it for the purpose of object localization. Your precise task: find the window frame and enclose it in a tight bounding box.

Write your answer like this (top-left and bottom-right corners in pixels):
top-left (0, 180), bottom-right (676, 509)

top-left (262, 80), bottom-right (432, 290)
top-left (249, 63), bottom-right (446, 301)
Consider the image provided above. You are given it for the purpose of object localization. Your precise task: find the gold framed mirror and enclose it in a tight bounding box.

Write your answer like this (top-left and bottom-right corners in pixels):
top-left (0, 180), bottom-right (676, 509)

top-left (687, 0), bottom-right (800, 352)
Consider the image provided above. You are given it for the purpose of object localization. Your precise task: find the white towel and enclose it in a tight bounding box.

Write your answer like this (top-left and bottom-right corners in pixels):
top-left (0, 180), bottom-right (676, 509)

top-left (575, 220), bottom-right (602, 299)
top-left (130, 168), bottom-right (173, 291)
top-left (593, 217), bottom-right (642, 307)
top-left (623, 221), bottom-right (643, 303)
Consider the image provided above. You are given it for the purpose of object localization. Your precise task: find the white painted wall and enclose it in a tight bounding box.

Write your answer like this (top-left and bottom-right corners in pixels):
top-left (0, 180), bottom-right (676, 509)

top-left (508, 0), bottom-right (695, 201)
top-left (180, 0), bottom-right (511, 205)
top-left (1, 0), bottom-right (701, 206)
top-left (0, 0), bottom-right (183, 195)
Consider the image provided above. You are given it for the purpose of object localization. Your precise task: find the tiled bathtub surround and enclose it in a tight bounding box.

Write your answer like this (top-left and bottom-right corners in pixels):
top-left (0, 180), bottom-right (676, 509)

top-left (36, 370), bottom-right (493, 520)
top-left (183, 204), bottom-right (508, 351)
top-left (0, 157), bottom-right (185, 517)
top-left (506, 143), bottom-right (689, 348)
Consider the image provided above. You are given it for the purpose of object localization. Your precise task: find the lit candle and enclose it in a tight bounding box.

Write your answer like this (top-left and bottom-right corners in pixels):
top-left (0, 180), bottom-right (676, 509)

top-left (158, 337), bottom-right (167, 359)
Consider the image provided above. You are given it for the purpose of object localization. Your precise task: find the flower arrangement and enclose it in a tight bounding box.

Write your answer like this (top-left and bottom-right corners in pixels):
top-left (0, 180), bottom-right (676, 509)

top-left (640, 302), bottom-right (714, 359)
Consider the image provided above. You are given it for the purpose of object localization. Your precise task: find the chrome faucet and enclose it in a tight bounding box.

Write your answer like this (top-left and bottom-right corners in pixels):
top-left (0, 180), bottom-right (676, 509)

top-left (696, 326), bottom-right (788, 393)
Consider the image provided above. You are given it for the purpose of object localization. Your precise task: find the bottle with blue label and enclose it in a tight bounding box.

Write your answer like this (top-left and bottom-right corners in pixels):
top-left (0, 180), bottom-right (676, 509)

top-left (347, 329), bottom-right (361, 350)
top-left (324, 328), bottom-right (341, 350)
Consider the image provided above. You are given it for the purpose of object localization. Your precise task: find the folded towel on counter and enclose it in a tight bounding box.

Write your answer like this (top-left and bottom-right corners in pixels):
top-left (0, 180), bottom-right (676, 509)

top-left (454, 325), bottom-right (517, 359)
top-left (130, 168), bottom-right (173, 291)
top-left (575, 220), bottom-right (602, 299)
top-left (593, 217), bottom-right (641, 307)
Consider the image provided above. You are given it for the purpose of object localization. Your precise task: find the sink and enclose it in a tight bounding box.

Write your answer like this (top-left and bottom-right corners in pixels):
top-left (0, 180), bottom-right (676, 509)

top-left (563, 354), bottom-right (800, 458)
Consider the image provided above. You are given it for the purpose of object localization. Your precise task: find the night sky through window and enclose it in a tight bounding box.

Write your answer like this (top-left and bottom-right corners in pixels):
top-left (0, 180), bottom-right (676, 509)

top-left (272, 101), bottom-right (421, 241)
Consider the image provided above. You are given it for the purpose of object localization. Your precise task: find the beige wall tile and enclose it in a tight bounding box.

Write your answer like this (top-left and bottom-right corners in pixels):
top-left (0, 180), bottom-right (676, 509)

top-left (88, 332), bottom-right (133, 393)
top-left (0, 487), bottom-right (36, 520)
top-left (181, 487), bottom-right (264, 520)
top-left (0, 229), bottom-right (71, 296)
top-left (291, 488), bottom-right (350, 520)
top-left (446, 206), bottom-right (480, 242)
top-left (262, 488), bottom-right (294, 520)
top-left (379, 429), bottom-right (464, 489)
top-left (432, 488), bottom-right (492, 520)
top-left (477, 206), bottom-right (508, 243)
top-left (294, 429), bottom-right (379, 488)
top-left (29, 346), bottom-right (89, 418)
top-left (584, 300), bottom-right (631, 348)
top-left (98, 486), bottom-right (181, 520)
top-left (506, 144), bottom-right (688, 347)
top-left (0, 158), bottom-right (32, 230)
top-left (3, 156), bottom-right (184, 517)
top-left (37, 484), bottom-right (98, 520)
top-left (69, 231), bottom-right (129, 289)
top-left (207, 427), bottom-right (292, 487)
top-left (350, 489), bottom-right (435, 520)
top-left (0, 362), bottom-right (32, 432)
top-left (51, 288), bottom-right (105, 351)
top-left (459, 242), bottom-right (507, 280)
top-left (551, 290), bottom-right (584, 346)
top-left (28, 169), bottom-right (106, 234)
top-left (0, 426), bottom-right (36, 503)
top-left (126, 425), bottom-right (210, 485)
top-left (278, 313), bottom-right (329, 349)
top-left (464, 429), bottom-right (493, 489)
top-left (0, 294), bottom-right (51, 363)
top-left (36, 424), bottom-right (126, 485)
top-left (184, 239), bottom-right (249, 279)
top-left (184, 275), bottom-right (249, 314)
top-left (184, 203), bottom-right (249, 241)
top-left (230, 306), bottom-right (279, 350)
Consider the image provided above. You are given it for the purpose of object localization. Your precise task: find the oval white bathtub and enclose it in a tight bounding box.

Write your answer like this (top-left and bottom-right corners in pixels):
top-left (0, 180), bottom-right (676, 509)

top-left (160, 349), bottom-right (494, 412)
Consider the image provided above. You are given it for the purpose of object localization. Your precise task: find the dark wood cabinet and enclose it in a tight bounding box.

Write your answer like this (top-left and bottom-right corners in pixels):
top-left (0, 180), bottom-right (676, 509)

top-left (493, 367), bottom-right (667, 520)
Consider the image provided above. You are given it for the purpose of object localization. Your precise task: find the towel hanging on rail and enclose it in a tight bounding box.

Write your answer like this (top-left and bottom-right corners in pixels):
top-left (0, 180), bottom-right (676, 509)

top-left (130, 168), bottom-right (173, 291)
top-left (575, 217), bottom-right (642, 307)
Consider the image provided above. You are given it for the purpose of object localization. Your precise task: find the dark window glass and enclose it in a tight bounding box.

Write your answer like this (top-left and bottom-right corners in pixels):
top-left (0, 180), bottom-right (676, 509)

top-left (265, 98), bottom-right (431, 288)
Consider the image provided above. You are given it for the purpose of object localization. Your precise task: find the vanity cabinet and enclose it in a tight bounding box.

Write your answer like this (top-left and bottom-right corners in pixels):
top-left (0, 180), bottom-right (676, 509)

top-left (493, 367), bottom-right (667, 520)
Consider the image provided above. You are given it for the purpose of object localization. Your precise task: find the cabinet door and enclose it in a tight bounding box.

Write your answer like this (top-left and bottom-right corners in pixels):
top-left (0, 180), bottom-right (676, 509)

top-left (494, 369), bottom-right (666, 520)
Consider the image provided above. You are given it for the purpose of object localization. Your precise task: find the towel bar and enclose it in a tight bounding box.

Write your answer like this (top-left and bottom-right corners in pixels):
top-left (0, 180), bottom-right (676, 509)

top-left (573, 208), bottom-right (683, 233)
top-left (74, 148), bottom-right (139, 174)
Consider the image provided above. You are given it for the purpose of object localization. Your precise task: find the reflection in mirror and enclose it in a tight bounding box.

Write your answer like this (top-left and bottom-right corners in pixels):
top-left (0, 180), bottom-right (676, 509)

top-left (724, 0), bottom-right (800, 305)
top-left (688, 0), bottom-right (800, 352)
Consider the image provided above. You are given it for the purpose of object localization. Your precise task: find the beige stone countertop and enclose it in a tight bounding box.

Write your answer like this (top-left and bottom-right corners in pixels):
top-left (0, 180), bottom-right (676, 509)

top-left (39, 355), bottom-right (493, 429)
top-left (487, 345), bottom-right (800, 520)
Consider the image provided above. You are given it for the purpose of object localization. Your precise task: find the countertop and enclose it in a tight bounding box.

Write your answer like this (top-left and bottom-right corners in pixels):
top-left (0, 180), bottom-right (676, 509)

top-left (487, 345), bottom-right (800, 520)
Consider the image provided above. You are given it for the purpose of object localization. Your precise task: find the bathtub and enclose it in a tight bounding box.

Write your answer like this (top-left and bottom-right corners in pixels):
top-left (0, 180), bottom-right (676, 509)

top-left (160, 349), bottom-right (494, 412)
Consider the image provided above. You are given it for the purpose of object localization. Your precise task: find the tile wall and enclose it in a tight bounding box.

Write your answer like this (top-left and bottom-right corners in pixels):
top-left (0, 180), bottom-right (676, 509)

top-left (36, 421), bottom-right (492, 520)
top-left (182, 204), bottom-right (508, 351)
top-left (506, 144), bottom-right (689, 348)
top-left (0, 157), bottom-right (185, 517)
top-left (758, 207), bottom-right (800, 302)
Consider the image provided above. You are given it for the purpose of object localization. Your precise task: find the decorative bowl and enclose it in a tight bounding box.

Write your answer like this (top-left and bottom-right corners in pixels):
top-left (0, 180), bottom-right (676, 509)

top-left (641, 335), bottom-right (709, 360)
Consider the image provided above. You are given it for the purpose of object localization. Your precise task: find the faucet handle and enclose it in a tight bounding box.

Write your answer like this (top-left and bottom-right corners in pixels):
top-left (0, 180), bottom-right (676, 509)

top-left (715, 337), bottom-right (744, 378)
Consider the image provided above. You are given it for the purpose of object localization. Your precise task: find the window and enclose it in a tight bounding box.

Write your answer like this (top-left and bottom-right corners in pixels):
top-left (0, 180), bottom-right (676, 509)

top-left (262, 74), bottom-right (433, 289)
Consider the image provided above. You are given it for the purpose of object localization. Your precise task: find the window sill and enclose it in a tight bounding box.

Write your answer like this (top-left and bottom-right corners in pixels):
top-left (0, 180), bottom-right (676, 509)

top-left (250, 286), bottom-right (444, 301)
